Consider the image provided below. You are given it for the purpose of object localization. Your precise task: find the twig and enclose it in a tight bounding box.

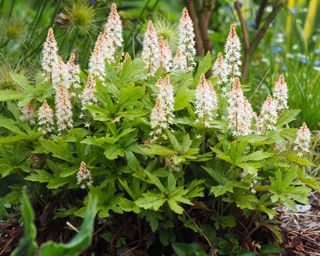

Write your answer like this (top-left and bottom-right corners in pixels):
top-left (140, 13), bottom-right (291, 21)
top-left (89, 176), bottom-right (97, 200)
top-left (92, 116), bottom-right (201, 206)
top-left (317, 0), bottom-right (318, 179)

top-left (249, 68), bottom-right (270, 100)
top-left (255, 0), bottom-right (268, 29)
top-left (199, 0), bottom-right (216, 54)
top-left (234, 1), bottom-right (250, 52)
top-left (234, 1), bottom-right (284, 79)
top-left (250, 2), bottom-right (284, 53)
top-left (66, 221), bottom-right (79, 233)
top-left (0, 237), bottom-right (14, 256)
top-left (185, 211), bottom-right (218, 256)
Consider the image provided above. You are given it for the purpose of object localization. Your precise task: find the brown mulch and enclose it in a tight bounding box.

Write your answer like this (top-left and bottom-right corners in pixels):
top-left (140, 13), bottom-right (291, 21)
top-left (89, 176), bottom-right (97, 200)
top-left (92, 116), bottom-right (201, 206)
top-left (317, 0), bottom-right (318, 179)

top-left (280, 192), bottom-right (320, 256)
top-left (0, 222), bottom-right (22, 256)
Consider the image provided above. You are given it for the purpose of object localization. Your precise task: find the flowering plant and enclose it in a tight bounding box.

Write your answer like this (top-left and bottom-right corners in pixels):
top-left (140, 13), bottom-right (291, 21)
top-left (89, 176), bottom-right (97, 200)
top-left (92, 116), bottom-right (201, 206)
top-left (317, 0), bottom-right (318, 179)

top-left (1, 4), bottom-right (319, 254)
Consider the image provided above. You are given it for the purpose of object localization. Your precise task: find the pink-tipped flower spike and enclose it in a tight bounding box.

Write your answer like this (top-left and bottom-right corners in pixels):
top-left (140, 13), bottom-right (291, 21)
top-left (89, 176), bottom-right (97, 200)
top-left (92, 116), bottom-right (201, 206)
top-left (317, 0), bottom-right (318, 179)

top-left (225, 24), bottom-right (242, 77)
top-left (41, 28), bottom-right (58, 79)
top-left (101, 3), bottom-right (122, 64)
top-left (52, 56), bottom-right (71, 89)
top-left (101, 30), bottom-right (117, 64)
top-left (173, 48), bottom-right (188, 71)
top-left (104, 3), bottom-right (123, 49)
top-left (38, 100), bottom-right (54, 134)
top-left (244, 98), bottom-right (257, 127)
top-left (55, 85), bottom-right (73, 133)
top-left (67, 53), bottom-right (81, 92)
top-left (256, 95), bottom-right (278, 134)
top-left (150, 99), bottom-right (170, 140)
top-left (294, 122), bottom-right (311, 157)
top-left (227, 77), bottom-right (253, 136)
top-left (178, 8), bottom-right (196, 70)
top-left (159, 36), bottom-right (173, 71)
top-left (21, 101), bottom-right (35, 124)
top-left (212, 52), bottom-right (229, 84)
top-left (81, 74), bottom-right (98, 110)
top-left (88, 32), bottom-right (107, 81)
top-left (273, 74), bottom-right (288, 112)
top-left (77, 161), bottom-right (93, 189)
top-left (156, 75), bottom-right (174, 122)
top-left (195, 74), bottom-right (218, 127)
top-left (141, 21), bottom-right (160, 75)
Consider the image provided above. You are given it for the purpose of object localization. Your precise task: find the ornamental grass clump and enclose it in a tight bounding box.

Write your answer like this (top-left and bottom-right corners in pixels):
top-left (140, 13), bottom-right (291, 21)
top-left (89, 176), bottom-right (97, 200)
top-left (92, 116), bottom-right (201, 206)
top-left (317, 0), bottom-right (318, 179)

top-left (0, 5), bottom-right (319, 255)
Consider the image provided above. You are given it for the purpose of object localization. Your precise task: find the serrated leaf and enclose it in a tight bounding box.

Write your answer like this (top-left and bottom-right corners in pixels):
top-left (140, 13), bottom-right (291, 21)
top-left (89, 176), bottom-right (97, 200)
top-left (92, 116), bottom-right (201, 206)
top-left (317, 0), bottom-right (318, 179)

top-left (39, 139), bottom-right (76, 163)
top-left (25, 170), bottom-right (52, 183)
top-left (0, 90), bottom-right (25, 102)
top-left (144, 211), bottom-right (162, 232)
top-left (145, 171), bottom-right (166, 192)
top-left (119, 198), bottom-right (141, 213)
top-left (0, 115), bottom-right (24, 134)
top-left (240, 151), bottom-right (274, 162)
top-left (233, 194), bottom-right (258, 210)
top-left (10, 73), bottom-right (32, 91)
top-left (119, 85), bottom-right (145, 106)
top-left (104, 145), bottom-right (124, 160)
top-left (174, 89), bottom-right (192, 111)
top-left (277, 109), bottom-right (300, 127)
top-left (138, 145), bottom-right (174, 156)
top-left (135, 193), bottom-right (166, 211)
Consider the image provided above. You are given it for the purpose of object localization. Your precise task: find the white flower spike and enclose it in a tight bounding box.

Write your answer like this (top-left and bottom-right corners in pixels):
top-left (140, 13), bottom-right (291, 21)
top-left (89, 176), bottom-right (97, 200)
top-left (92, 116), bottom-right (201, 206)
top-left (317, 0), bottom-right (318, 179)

top-left (195, 74), bottom-right (218, 127)
top-left (55, 85), bottom-right (73, 133)
top-left (141, 21), bottom-right (160, 75)
top-left (178, 8), bottom-right (196, 70)
top-left (159, 36), bottom-right (173, 71)
top-left (212, 52), bottom-right (229, 84)
top-left (256, 95), bottom-right (278, 134)
top-left (294, 122), bottom-right (311, 157)
top-left (225, 24), bottom-right (242, 77)
top-left (41, 28), bottom-right (59, 79)
top-left (81, 74), bottom-right (98, 110)
top-left (38, 100), bottom-right (54, 134)
top-left (228, 77), bottom-right (254, 136)
top-left (273, 74), bottom-right (288, 112)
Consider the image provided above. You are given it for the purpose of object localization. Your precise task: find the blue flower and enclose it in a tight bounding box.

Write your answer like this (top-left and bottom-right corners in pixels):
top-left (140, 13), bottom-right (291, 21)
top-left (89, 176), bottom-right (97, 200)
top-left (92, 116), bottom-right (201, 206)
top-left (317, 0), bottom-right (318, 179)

top-left (315, 49), bottom-right (320, 55)
top-left (290, 8), bottom-right (297, 14)
top-left (248, 20), bottom-right (256, 28)
top-left (299, 57), bottom-right (308, 64)
top-left (314, 60), bottom-right (320, 67)
top-left (280, 65), bottom-right (287, 71)
top-left (272, 46), bottom-right (282, 55)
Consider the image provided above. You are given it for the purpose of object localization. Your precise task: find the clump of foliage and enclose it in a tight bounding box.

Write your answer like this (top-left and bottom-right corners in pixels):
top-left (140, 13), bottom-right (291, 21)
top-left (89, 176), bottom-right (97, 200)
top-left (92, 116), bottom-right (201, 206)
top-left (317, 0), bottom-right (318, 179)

top-left (1, 3), bottom-right (319, 255)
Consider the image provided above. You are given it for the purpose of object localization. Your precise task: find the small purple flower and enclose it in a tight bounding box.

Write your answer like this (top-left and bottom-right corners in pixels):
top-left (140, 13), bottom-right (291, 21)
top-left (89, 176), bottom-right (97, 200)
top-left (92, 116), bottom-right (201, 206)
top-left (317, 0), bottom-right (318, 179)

top-left (226, 5), bottom-right (232, 13)
top-left (314, 60), bottom-right (320, 67)
top-left (315, 49), bottom-right (320, 55)
top-left (290, 8), bottom-right (297, 14)
top-left (248, 20), bottom-right (256, 28)
top-left (299, 56), bottom-right (308, 64)
top-left (272, 46), bottom-right (282, 55)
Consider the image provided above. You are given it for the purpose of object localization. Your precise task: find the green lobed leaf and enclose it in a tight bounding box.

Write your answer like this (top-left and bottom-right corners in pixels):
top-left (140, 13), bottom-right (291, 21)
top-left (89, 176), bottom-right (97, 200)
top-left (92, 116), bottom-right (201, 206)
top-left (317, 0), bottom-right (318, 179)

top-left (277, 109), bottom-right (300, 127)
top-left (0, 90), bottom-right (25, 102)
